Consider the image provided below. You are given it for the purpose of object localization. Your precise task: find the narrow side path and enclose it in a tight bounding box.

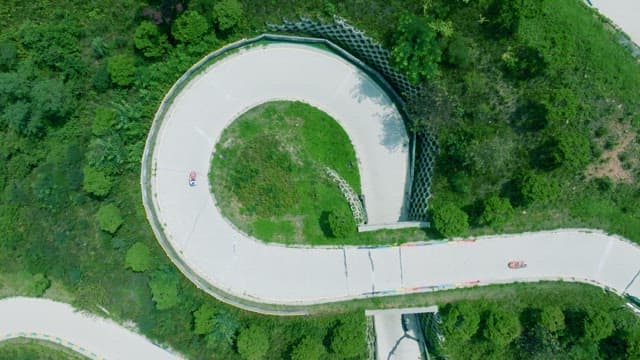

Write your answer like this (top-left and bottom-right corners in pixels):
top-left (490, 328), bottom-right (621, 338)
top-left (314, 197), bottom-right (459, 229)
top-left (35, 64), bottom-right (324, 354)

top-left (0, 297), bottom-right (183, 360)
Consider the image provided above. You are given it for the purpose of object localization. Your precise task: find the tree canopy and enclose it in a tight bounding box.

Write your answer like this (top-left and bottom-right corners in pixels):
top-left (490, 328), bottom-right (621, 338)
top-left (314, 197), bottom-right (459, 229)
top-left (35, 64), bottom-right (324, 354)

top-left (391, 13), bottom-right (441, 84)
top-left (237, 325), bottom-right (269, 360)
top-left (125, 242), bottom-right (152, 272)
top-left (431, 203), bottom-right (469, 238)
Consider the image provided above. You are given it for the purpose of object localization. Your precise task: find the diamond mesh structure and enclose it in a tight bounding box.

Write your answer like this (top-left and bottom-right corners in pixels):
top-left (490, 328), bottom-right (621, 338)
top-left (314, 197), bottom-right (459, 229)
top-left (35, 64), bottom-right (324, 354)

top-left (268, 16), bottom-right (421, 101)
top-left (268, 17), bottom-right (438, 221)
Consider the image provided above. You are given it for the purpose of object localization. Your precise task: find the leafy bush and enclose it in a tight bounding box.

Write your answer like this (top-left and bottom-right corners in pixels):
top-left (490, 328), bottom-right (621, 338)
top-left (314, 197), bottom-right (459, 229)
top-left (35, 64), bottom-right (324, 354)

top-left (172, 10), bottom-right (210, 44)
top-left (431, 203), bottom-right (469, 238)
top-left (237, 325), bottom-right (269, 360)
top-left (107, 54), bottom-right (135, 86)
top-left (519, 172), bottom-right (559, 205)
top-left (291, 336), bottom-right (325, 360)
top-left (551, 131), bottom-right (592, 171)
top-left (441, 302), bottom-right (480, 342)
top-left (330, 315), bottom-right (366, 358)
top-left (444, 35), bottom-right (472, 69)
top-left (125, 242), bottom-right (152, 272)
top-left (391, 13), bottom-right (441, 84)
top-left (134, 21), bottom-right (169, 58)
top-left (149, 270), bottom-right (180, 310)
top-left (327, 207), bottom-right (356, 238)
top-left (92, 107), bottom-right (116, 137)
top-left (82, 166), bottom-right (113, 197)
top-left (96, 204), bottom-right (123, 234)
top-left (480, 195), bottom-right (513, 229)
top-left (483, 308), bottom-right (522, 347)
top-left (213, 0), bottom-right (244, 32)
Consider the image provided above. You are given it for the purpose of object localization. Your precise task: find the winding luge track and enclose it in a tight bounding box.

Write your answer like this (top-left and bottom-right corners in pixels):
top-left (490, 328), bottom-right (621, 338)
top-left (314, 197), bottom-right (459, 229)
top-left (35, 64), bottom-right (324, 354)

top-left (0, 297), bottom-right (183, 360)
top-left (142, 41), bottom-right (640, 312)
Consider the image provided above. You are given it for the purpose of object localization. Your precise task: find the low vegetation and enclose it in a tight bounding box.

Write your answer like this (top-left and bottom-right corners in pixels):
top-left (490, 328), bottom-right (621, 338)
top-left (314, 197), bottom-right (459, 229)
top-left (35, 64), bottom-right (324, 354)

top-left (427, 284), bottom-right (640, 359)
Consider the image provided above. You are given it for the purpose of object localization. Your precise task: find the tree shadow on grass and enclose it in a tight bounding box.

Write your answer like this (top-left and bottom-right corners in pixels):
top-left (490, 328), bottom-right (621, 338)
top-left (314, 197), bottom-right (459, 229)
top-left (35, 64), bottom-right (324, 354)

top-left (319, 211), bottom-right (333, 238)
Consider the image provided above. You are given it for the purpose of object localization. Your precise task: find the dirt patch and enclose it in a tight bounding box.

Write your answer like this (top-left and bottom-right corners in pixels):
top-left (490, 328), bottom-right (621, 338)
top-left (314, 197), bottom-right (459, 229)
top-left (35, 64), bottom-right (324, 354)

top-left (587, 123), bottom-right (636, 183)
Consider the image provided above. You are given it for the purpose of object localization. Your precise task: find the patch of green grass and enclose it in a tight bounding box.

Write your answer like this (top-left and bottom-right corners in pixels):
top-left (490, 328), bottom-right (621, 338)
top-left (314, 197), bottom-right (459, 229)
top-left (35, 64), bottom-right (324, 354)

top-left (211, 101), bottom-right (364, 245)
top-left (0, 338), bottom-right (87, 360)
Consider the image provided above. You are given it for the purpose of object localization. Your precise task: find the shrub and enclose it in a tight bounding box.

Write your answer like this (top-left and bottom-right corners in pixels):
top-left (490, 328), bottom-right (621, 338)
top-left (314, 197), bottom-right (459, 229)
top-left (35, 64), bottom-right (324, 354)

top-left (96, 204), bottom-right (123, 234)
top-left (483, 309), bottom-right (522, 347)
top-left (92, 107), bottom-right (116, 137)
top-left (125, 242), bottom-right (152, 272)
top-left (213, 0), bottom-right (244, 32)
top-left (551, 131), bottom-right (592, 171)
top-left (391, 13), bottom-right (441, 84)
top-left (480, 195), bottom-right (513, 229)
top-left (520, 172), bottom-right (559, 205)
top-left (237, 325), bottom-right (269, 360)
top-left (149, 270), bottom-right (180, 310)
top-left (327, 207), bottom-right (356, 238)
top-left (441, 302), bottom-right (481, 342)
top-left (172, 10), bottom-right (209, 44)
top-left (291, 336), bottom-right (325, 360)
top-left (134, 21), bottom-right (169, 58)
top-left (82, 166), bottom-right (113, 197)
top-left (107, 54), bottom-right (135, 86)
top-left (445, 35), bottom-right (472, 69)
top-left (330, 315), bottom-right (365, 358)
top-left (431, 203), bottom-right (469, 238)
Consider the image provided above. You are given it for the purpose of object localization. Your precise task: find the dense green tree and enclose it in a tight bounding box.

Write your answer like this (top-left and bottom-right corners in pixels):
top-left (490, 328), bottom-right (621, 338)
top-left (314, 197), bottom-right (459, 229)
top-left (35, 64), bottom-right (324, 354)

top-left (480, 195), bottom-right (513, 229)
top-left (172, 10), bottom-right (209, 44)
top-left (82, 166), bottom-right (113, 197)
top-left (444, 35), bottom-right (472, 69)
top-left (149, 270), bottom-right (180, 310)
top-left (391, 14), bottom-right (441, 84)
top-left (431, 203), bottom-right (469, 238)
top-left (0, 72), bottom-right (28, 106)
top-left (30, 78), bottom-right (69, 122)
top-left (213, 0), bottom-right (244, 32)
top-left (291, 336), bottom-right (325, 360)
top-left (125, 242), bottom-right (152, 272)
top-left (237, 325), bottom-right (269, 360)
top-left (0, 42), bottom-right (17, 71)
top-left (519, 172), bottom-right (559, 205)
top-left (327, 207), bottom-right (356, 238)
top-left (96, 204), bottom-right (123, 234)
top-left (583, 310), bottom-right (614, 342)
top-left (107, 54), bottom-right (136, 86)
top-left (92, 107), bottom-right (116, 137)
top-left (2, 101), bottom-right (31, 134)
top-left (330, 316), bottom-right (366, 358)
top-left (483, 309), bottom-right (522, 347)
top-left (193, 302), bottom-right (240, 346)
top-left (134, 21), bottom-right (170, 58)
top-left (86, 135), bottom-right (128, 175)
top-left (539, 306), bottom-right (565, 333)
top-left (193, 302), bottom-right (216, 335)
top-left (550, 131), bottom-right (592, 171)
top-left (441, 302), bottom-right (481, 342)
top-left (484, 0), bottom-right (543, 37)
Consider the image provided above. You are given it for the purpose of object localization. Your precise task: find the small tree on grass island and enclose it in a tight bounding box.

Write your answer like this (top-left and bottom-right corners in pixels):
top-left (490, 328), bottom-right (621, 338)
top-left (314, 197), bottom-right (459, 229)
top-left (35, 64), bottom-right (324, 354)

top-left (328, 207), bottom-right (356, 238)
top-left (431, 203), bottom-right (469, 238)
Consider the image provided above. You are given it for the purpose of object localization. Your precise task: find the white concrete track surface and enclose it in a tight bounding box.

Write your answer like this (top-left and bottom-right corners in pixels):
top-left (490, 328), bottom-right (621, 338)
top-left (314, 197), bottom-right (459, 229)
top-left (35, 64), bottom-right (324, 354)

top-left (147, 42), bottom-right (640, 306)
top-left (0, 297), bottom-right (183, 360)
top-left (590, 0), bottom-right (640, 45)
